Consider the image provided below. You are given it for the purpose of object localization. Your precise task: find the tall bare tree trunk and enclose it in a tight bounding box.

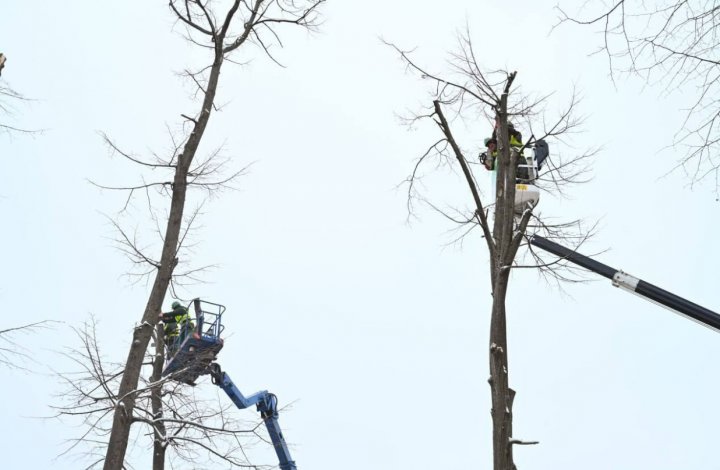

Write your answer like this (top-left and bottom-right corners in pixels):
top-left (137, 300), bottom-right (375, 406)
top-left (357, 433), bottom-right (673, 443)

top-left (99, 2), bottom-right (325, 466)
top-left (488, 86), bottom-right (524, 470)
top-left (103, 48), bottom-right (224, 470)
top-left (432, 85), bottom-right (526, 470)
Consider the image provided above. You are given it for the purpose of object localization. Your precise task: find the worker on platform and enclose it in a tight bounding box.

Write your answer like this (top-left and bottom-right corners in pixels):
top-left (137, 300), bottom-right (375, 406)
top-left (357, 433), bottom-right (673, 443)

top-left (159, 301), bottom-right (194, 356)
top-left (479, 118), bottom-right (524, 171)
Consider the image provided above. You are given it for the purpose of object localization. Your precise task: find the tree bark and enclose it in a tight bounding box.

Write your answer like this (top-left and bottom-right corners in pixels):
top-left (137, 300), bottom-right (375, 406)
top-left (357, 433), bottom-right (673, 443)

top-left (151, 325), bottom-right (167, 470)
top-left (489, 271), bottom-right (513, 470)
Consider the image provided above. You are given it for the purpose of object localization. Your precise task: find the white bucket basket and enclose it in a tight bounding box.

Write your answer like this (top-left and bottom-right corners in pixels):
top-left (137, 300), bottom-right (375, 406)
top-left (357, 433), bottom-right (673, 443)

top-left (514, 183), bottom-right (540, 214)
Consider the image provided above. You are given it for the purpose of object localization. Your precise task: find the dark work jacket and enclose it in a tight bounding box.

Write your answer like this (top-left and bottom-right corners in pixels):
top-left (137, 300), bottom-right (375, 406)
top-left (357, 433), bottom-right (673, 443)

top-left (162, 306), bottom-right (190, 337)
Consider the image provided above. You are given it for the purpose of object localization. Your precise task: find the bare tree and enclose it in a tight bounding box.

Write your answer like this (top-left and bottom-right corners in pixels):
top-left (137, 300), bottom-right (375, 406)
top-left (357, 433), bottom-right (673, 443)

top-left (90, 2), bottom-right (324, 469)
top-left (388, 33), bottom-right (595, 470)
top-left (557, 1), bottom-right (720, 190)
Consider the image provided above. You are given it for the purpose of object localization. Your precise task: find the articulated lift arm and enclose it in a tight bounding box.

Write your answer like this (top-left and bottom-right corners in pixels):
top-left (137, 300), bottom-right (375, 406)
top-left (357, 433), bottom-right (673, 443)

top-left (528, 234), bottom-right (720, 332)
top-left (209, 364), bottom-right (297, 470)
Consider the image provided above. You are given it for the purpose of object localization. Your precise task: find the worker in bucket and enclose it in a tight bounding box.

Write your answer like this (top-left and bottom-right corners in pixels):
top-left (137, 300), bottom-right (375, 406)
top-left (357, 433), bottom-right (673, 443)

top-left (479, 118), bottom-right (523, 171)
top-left (159, 301), bottom-right (194, 356)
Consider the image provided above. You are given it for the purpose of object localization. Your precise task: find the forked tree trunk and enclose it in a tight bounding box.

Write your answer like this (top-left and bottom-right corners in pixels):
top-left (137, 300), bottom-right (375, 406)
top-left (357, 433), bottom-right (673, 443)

top-left (433, 83), bottom-right (527, 470)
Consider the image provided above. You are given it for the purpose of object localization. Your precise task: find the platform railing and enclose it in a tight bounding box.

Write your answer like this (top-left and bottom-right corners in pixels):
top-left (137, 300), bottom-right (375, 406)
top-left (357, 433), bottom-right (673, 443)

top-left (192, 298), bottom-right (226, 340)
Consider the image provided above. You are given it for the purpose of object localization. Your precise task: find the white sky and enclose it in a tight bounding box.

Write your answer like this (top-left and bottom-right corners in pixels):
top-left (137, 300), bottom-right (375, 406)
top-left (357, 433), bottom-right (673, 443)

top-left (2, 1), bottom-right (719, 469)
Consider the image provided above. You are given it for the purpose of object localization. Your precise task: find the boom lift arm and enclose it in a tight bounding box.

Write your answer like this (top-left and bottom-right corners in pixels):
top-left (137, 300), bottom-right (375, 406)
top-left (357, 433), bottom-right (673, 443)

top-left (528, 234), bottom-right (720, 332)
top-left (208, 363), bottom-right (297, 470)
top-left (161, 300), bottom-right (297, 469)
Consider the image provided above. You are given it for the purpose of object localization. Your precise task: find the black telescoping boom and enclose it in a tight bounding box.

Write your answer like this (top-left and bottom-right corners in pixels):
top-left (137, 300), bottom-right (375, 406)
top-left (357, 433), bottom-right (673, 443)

top-left (528, 234), bottom-right (720, 332)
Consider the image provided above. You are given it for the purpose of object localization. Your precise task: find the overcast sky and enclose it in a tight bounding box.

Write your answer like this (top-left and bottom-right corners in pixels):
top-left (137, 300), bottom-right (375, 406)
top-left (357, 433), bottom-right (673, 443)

top-left (2, 1), bottom-right (719, 469)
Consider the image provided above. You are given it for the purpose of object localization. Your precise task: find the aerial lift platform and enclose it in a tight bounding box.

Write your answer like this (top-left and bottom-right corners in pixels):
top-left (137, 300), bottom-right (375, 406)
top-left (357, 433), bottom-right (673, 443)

top-left (161, 299), bottom-right (296, 470)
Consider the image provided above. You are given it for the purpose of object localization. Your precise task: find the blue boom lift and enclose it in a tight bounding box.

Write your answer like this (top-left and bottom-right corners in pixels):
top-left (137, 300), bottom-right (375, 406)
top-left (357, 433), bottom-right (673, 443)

top-left (161, 299), bottom-right (297, 470)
